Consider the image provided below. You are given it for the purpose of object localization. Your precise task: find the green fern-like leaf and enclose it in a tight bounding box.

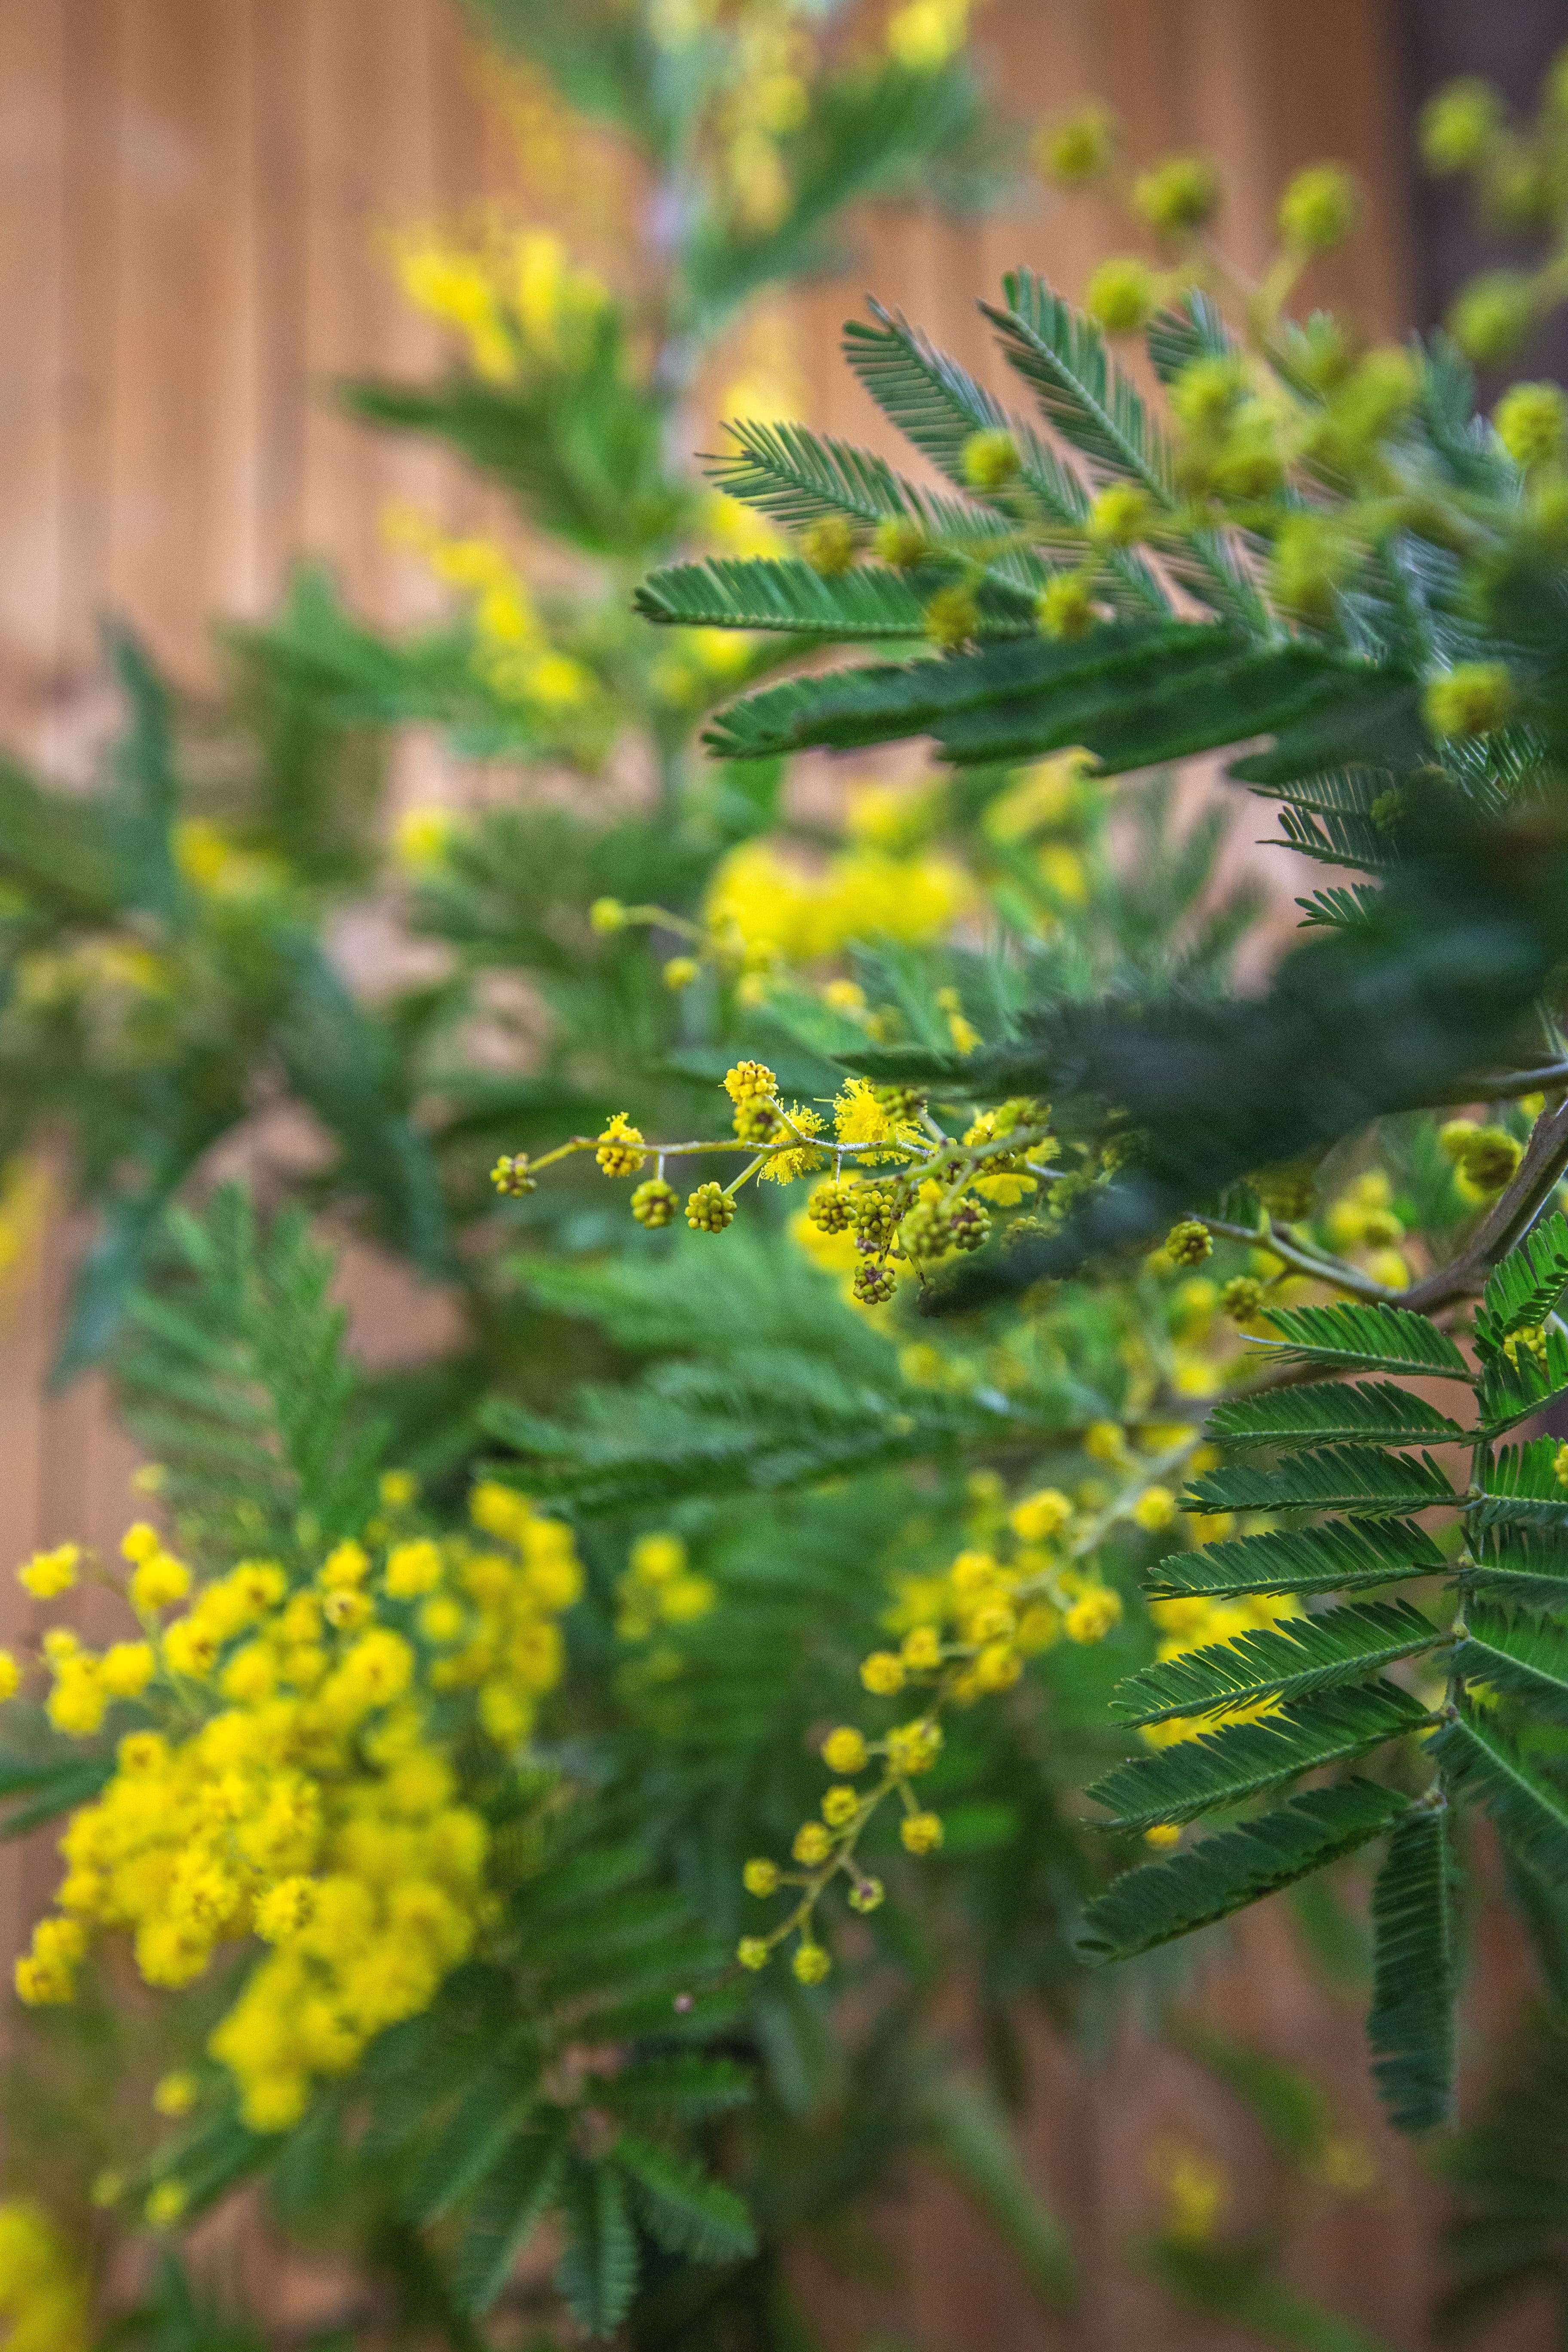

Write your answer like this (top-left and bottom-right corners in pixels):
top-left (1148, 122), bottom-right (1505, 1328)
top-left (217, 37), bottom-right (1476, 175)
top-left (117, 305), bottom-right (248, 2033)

top-left (597, 2057), bottom-right (753, 2124)
top-left (1274, 804), bottom-right (1405, 875)
top-left (1088, 1681), bottom-right (1432, 1830)
top-left (1475, 1216), bottom-right (1568, 1362)
top-left (556, 2156), bottom-right (640, 2339)
top-left (1454, 1603), bottom-right (1568, 1722)
top-left (703, 623), bottom-right (1397, 773)
top-left (1476, 1322), bottom-right (1568, 1439)
top-left (1079, 1780), bottom-right (1409, 1961)
top-left (1111, 1598), bottom-right (1439, 1727)
top-left (612, 2135), bottom-right (757, 2263)
top-left (1144, 1517), bottom-right (1448, 1603)
top-left (1205, 1380), bottom-right (1466, 1453)
top-left (1471, 1439), bottom-right (1568, 1534)
top-left (842, 303), bottom-right (1174, 619)
top-left (1368, 1803), bottom-right (1457, 2133)
top-left (452, 2119), bottom-right (570, 2315)
top-left (705, 415), bottom-right (1003, 541)
top-left (986, 270), bottom-right (1270, 635)
top-left (1435, 1705), bottom-right (1568, 1880)
top-left (401, 2056), bottom-right (539, 2225)
top-left (114, 1188), bottom-right (391, 1570)
top-left (634, 556), bottom-right (1032, 637)
top-left (1249, 1301), bottom-right (1473, 1382)
top-left (1183, 1448), bottom-right (1459, 1520)
top-left (1464, 1525), bottom-right (1568, 1602)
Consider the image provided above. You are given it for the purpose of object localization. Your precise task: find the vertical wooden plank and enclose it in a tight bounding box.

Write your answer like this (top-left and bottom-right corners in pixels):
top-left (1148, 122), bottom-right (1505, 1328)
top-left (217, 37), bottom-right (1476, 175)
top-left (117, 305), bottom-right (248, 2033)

top-left (0, 0), bottom-right (68, 748)
top-left (53, 0), bottom-right (123, 761)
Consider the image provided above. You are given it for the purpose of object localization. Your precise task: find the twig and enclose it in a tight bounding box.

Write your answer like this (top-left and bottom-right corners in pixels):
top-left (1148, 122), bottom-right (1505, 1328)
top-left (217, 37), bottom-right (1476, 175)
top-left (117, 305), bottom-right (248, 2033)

top-left (1401, 1097), bottom-right (1568, 1315)
top-left (1200, 1216), bottom-right (1399, 1304)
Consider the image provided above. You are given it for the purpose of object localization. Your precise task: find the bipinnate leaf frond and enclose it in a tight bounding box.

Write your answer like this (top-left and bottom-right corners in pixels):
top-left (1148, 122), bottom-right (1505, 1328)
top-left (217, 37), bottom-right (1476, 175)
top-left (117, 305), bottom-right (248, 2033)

top-left (1144, 1517), bottom-right (1448, 1603)
top-left (1079, 1780), bottom-right (1409, 1962)
top-left (1249, 1300), bottom-right (1473, 1382)
top-left (612, 2136), bottom-right (758, 2263)
top-left (556, 2156), bottom-right (640, 2338)
top-left (634, 556), bottom-right (1034, 637)
top-left (1434, 1706), bottom-right (1568, 1882)
top-left (1464, 1525), bottom-right (1568, 1602)
top-left (1183, 1447), bottom-right (1459, 1520)
top-left (703, 624), bottom-right (1396, 773)
top-left (1476, 1322), bottom-right (1568, 1440)
top-left (706, 415), bottom-right (988, 535)
top-left (1110, 1598), bottom-right (1440, 1727)
top-left (1454, 1604), bottom-right (1568, 1723)
top-left (453, 2119), bottom-right (570, 2315)
top-left (1369, 1803), bottom-right (1457, 2133)
top-left (986, 270), bottom-right (1270, 635)
top-left (1476, 1216), bottom-right (1568, 1356)
top-left (1205, 1379), bottom-right (1467, 1453)
top-left (1472, 1439), bottom-right (1568, 1534)
top-left (1088, 1681), bottom-right (1432, 1831)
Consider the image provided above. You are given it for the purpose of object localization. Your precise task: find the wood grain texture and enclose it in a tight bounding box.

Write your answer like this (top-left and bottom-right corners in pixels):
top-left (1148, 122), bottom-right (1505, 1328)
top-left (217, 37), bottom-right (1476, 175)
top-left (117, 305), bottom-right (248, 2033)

top-left (2, 8), bottom-right (1537, 2349)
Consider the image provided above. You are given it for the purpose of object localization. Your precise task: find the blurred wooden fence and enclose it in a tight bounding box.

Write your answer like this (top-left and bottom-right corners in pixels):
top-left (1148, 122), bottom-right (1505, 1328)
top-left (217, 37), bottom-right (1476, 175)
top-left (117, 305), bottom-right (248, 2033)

top-left (0, 4), bottom-right (1548, 2346)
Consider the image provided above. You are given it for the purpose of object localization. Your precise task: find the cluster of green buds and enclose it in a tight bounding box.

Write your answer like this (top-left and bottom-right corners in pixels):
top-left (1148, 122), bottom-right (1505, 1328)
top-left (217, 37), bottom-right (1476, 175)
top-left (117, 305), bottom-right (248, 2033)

top-left (491, 1060), bottom-right (1109, 1305)
top-left (780, 92), bottom-right (1568, 671)
top-left (1419, 49), bottom-right (1568, 363)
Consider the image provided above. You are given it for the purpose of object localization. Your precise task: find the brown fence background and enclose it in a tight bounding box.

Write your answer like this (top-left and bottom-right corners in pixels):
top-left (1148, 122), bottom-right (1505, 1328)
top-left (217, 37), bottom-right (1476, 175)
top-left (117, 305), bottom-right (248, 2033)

top-left (0, 3), bottom-right (1547, 2345)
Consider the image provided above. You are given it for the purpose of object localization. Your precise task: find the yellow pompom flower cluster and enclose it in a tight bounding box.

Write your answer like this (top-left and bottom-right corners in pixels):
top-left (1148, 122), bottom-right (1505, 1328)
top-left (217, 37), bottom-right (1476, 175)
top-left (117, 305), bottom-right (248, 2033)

top-left (704, 839), bottom-right (971, 975)
top-left (0, 2202), bottom-right (90, 2352)
top-left (614, 1531), bottom-right (717, 1643)
top-left (393, 224), bottom-right (607, 383)
top-left (12, 1484), bottom-right (582, 2135)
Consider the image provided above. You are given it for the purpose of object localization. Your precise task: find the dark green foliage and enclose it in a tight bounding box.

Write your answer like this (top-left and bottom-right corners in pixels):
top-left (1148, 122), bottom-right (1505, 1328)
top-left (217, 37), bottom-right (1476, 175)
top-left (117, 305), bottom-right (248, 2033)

top-left (1442, 2006), bottom-right (1568, 2342)
top-left (1472, 1436), bottom-right (1568, 1532)
top-left (1079, 1782), bottom-right (1409, 1962)
top-left (1248, 1302), bottom-right (1473, 1383)
top-left (452, 2122), bottom-right (570, 2315)
top-left (635, 555), bottom-right (1034, 637)
top-left (113, 1188), bottom-right (390, 1571)
top-left (1182, 1449), bottom-right (1458, 1519)
top-left (1368, 1804), bottom-right (1457, 2132)
top-left (1144, 1517), bottom-right (1449, 1602)
top-left (1205, 1379), bottom-right (1467, 1452)
top-left (704, 627), bottom-right (1405, 771)
top-left (1089, 1682), bottom-right (1433, 1830)
top-left (557, 2155), bottom-right (640, 2337)
top-left (479, 1228), bottom-right (1016, 1512)
top-left (1453, 1604), bottom-right (1568, 1721)
top-left (1433, 1707), bottom-right (1568, 1881)
top-left (1110, 1599), bottom-right (1439, 1727)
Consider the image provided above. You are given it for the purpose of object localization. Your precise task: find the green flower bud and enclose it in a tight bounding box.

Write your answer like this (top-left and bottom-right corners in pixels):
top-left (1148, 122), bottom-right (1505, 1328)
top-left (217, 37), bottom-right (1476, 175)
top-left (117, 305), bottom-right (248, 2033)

top-left (873, 514), bottom-right (929, 569)
top-left (962, 428), bottom-right (1020, 490)
top-left (1035, 575), bottom-right (1095, 639)
top-left (1084, 256), bottom-right (1156, 336)
top-left (1419, 77), bottom-right (1503, 175)
top-left (924, 585), bottom-right (980, 648)
top-left (802, 516), bottom-right (858, 576)
top-left (1133, 154), bottom-right (1221, 236)
top-left (1170, 355), bottom-right (1246, 435)
top-left (1493, 381), bottom-right (1568, 472)
top-left (1035, 105), bottom-right (1115, 187)
top-left (1086, 484), bottom-right (1153, 546)
top-left (1278, 162), bottom-right (1358, 254)
top-left (1423, 662), bottom-right (1516, 741)
top-left (1268, 514), bottom-right (1351, 622)
top-left (1449, 271), bottom-right (1537, 365)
